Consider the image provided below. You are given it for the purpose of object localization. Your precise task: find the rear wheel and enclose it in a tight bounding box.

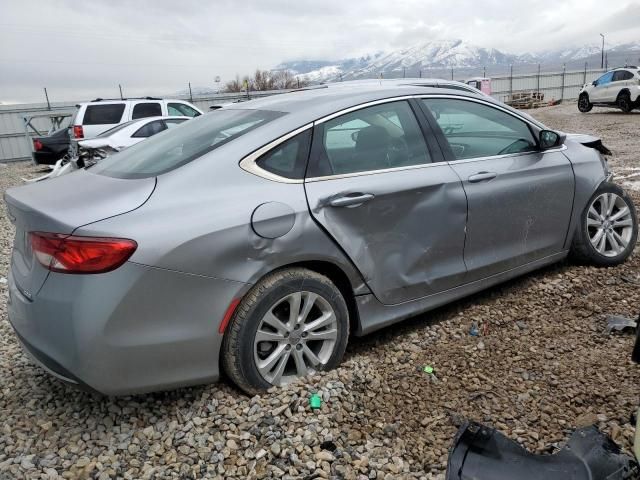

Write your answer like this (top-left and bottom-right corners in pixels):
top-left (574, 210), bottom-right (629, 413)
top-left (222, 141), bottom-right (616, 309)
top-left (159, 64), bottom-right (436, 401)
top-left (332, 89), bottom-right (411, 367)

top-left (222, 268), bottom-right (349, 395)
top-left (617, 91), bottom-right (632, 113)
top-left (578, 93), bottom-right (593, 113)
top-left (571, 182), bottom-right (638, 266)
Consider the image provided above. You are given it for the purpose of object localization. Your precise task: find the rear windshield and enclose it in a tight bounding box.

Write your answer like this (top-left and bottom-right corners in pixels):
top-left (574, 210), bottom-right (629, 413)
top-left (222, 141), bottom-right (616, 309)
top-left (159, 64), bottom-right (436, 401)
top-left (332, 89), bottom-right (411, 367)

top-left (83, 104), bottom-right (126, 125)
top-left (91, 109), bottom-right (284, 178)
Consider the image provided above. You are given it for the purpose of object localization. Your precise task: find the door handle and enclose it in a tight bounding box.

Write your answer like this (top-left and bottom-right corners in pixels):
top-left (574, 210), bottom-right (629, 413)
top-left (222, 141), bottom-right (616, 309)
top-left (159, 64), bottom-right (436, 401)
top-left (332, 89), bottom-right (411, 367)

top-left (329, 193), bottom-right (375, 208)
top-left (468, 171), bottom-right (497, 183)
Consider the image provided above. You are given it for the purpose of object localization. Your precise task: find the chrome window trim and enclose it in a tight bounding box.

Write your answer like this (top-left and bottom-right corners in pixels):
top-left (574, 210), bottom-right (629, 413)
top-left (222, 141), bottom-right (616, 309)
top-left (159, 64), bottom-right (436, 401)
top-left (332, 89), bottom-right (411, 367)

top-left (313, 95), bottom-right (415, 125)
top-left (240, 93), bottom-right (557, 184)
top-left (305, 161), bottom-right (446, 183)
top-left (238, 123), bottom-right (313, 184)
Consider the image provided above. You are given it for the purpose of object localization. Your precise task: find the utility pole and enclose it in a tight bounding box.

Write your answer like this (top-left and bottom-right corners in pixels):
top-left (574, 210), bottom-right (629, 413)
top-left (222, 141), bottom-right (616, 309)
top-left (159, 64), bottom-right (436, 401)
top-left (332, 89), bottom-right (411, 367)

top-left (419, 69), bottom-right (422, 78)
top-left (43, 87), bottom-right (51, 110)
top-left (536, 63), bottom-right (540, 94)
top-left (403, 67), bottom-right (406, 78)
top-left (600, 33), bottom-right (605, 69)
top-left (483, 66), bottom-right (486, 78)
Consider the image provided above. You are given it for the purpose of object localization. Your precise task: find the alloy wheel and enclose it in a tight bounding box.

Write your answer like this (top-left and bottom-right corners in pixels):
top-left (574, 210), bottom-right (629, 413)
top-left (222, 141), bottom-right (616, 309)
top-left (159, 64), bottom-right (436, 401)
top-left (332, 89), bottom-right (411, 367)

top-left (587, 193), bottom-right (634, 257)
top-left (253, 291), bottom-right (338, 386)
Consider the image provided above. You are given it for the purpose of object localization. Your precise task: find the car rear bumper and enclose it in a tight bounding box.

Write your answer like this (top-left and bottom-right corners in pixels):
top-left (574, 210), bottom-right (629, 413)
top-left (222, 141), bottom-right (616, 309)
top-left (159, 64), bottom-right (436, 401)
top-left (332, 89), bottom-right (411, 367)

top-left (7, 261), bottom-right (249, 395)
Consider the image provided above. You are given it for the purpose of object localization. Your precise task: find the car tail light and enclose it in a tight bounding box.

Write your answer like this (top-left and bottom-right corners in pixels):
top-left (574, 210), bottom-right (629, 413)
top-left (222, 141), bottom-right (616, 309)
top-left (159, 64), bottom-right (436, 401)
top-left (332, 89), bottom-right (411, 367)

top-left (29, 232), bottom-right (137, 274)
top-left (33, 139), bottom-right (43, 151)
top-left (73, 125), bottom-right (84, 139)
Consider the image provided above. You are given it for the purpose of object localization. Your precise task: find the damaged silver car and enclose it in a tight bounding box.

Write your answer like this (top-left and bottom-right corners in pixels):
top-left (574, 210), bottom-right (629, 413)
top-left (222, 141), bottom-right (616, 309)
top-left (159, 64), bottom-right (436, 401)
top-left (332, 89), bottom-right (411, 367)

top-left (5, 80), bottom-right (638, 395)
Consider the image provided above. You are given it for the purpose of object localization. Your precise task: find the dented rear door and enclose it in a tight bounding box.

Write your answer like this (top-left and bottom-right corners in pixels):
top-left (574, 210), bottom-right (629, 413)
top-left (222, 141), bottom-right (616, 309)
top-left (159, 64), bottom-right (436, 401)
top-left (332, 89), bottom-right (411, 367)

top-left (304, 99), bottom-right (467, 306)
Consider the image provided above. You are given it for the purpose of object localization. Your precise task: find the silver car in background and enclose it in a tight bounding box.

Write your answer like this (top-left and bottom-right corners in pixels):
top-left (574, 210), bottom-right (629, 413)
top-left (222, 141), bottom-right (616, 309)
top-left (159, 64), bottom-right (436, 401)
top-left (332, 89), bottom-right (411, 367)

top-left (5, 80), bottom-right (638, 395)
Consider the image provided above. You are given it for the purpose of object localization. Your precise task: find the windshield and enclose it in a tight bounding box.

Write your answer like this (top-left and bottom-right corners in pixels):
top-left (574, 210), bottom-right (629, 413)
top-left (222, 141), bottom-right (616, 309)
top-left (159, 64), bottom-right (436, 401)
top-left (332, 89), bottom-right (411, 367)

top-left (91, 109), bottom-right (284, 178)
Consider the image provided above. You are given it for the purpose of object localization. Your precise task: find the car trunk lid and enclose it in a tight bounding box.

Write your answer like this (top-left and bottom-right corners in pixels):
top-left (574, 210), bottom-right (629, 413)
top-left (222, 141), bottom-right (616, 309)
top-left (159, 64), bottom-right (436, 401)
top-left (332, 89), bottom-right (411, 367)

top-left (4, 170), bottom-right (155, 296)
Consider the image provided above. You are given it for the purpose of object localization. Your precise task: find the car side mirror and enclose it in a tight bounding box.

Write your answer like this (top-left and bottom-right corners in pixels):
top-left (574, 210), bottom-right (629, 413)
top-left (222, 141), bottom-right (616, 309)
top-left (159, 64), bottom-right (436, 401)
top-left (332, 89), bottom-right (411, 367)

top-left (539, 130), bottom-right (561, 150)
top-left (592, 80), bottom-right (598, 86)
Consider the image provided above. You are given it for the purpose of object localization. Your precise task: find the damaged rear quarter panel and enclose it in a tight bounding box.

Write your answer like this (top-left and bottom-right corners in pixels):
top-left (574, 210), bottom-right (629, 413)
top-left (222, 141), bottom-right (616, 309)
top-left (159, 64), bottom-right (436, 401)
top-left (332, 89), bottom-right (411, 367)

top-left (73, 147), bottom-right (369, 295)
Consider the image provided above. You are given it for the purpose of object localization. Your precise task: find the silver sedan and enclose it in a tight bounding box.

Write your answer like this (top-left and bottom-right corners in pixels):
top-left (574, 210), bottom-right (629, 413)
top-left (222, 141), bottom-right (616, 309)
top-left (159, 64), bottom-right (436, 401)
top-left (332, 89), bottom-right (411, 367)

top-left (5, 80), bottom-right (638, 395)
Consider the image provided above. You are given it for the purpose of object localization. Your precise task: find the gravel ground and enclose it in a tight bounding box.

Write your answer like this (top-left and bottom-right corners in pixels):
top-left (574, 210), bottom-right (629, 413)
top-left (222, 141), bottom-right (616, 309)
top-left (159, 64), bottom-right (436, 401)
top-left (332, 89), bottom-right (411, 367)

top-left (1, 103), bottom-right (639, 479)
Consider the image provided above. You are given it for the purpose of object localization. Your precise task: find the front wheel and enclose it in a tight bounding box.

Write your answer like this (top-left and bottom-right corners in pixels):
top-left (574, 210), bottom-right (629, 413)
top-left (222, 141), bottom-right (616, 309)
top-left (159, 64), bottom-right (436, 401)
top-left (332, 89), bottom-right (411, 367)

top-left (571, 182), bottom-right (638, 266)
top-left (578, 93), bottom-right (593, 113)
top-left (222, 268), bottom-right (349, 395)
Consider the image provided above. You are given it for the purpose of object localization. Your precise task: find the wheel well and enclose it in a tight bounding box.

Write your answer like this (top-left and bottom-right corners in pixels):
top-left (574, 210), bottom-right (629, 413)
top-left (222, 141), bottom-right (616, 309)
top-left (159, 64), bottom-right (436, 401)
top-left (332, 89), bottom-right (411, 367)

top-left (283, 260), bottom-right (361, 334)
top-left (617, 89), bottom-right (631, 99)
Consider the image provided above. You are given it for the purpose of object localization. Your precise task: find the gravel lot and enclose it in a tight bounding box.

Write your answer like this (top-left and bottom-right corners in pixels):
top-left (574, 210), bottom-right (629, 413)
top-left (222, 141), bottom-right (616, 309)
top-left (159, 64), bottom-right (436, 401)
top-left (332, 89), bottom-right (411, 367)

top-left (1, 103), bottom-right (639, 479)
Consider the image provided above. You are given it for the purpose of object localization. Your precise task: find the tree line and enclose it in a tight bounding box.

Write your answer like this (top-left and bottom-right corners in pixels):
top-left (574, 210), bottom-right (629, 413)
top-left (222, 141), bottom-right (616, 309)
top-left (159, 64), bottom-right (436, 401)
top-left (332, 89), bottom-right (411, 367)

top-left (224, 70), bottom-right (309, 93)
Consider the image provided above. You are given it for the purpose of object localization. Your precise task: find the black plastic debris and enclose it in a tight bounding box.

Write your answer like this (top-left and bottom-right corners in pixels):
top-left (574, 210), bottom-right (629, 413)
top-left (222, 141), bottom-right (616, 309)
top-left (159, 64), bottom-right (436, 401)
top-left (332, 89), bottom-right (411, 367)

top-left (446, 421), bottom-right (638, 480)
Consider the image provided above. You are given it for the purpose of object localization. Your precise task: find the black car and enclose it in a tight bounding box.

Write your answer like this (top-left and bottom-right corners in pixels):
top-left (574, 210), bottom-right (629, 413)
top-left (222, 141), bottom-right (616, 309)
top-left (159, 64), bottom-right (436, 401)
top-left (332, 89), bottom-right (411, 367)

top-left (32, 128), bottom-right (70, 165)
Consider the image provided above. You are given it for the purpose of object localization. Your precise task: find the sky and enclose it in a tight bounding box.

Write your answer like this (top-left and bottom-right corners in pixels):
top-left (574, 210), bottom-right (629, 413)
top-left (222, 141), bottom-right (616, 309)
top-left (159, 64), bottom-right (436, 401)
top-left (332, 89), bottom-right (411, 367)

top-left (1, 0), bottom-right (638, 103)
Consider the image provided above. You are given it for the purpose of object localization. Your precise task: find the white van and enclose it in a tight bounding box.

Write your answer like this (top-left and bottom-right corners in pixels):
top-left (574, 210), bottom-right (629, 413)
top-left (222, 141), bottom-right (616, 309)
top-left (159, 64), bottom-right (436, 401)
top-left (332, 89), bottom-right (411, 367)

top-left (70, 97), bottom-right (203, 140)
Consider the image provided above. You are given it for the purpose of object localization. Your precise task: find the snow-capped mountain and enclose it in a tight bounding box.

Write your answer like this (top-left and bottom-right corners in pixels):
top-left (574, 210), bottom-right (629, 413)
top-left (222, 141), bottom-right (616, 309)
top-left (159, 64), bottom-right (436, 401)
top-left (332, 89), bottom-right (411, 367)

top-left (277, 39), bottom-right (640, 82)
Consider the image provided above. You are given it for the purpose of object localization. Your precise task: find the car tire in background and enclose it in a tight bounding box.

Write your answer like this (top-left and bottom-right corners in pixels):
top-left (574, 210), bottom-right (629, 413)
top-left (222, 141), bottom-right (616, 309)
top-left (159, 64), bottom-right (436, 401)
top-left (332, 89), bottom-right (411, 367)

top-left (617, 91), bottom-right (633, 113)
top-left (221, 268), bottom-right (349, 395)
top-left (578, 93), bottom-right (593, 113)
top-left (570, 182), bottom-right (638, 267)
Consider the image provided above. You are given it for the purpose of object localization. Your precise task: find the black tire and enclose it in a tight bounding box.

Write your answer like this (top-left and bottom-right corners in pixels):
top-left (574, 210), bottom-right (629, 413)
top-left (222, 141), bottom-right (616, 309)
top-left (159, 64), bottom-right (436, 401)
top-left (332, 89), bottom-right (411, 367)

top-left (221, 268), bottom-right (349, 395)
top-left (617, 91), bottom-right (632, 113)
top-left (571, 182), bottom-right (638, 267)
top-left (578, 93), bottom-right (593, 113)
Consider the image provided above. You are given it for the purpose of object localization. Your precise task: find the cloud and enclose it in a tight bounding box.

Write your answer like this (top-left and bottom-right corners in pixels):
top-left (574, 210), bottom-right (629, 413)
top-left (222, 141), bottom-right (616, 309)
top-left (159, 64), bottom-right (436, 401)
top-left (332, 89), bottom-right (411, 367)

top-left (0, 0), bottom-right (637, 102)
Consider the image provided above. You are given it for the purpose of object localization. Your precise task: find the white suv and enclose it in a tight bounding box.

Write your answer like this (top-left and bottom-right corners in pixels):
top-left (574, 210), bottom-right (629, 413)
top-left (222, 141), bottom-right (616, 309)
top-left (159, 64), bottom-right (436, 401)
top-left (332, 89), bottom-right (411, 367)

top-left (70, 97), bottom-right (203, 139)
top-left (578, 67), bottom-right (640, 113)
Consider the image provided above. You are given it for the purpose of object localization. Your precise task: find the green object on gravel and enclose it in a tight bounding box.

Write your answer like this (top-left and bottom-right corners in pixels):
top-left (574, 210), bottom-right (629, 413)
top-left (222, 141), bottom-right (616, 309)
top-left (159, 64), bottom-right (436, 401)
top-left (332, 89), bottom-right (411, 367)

top-left (423, 365), bottom-right (435, 374)
top-left (309, 393), bottom-right (322, 409)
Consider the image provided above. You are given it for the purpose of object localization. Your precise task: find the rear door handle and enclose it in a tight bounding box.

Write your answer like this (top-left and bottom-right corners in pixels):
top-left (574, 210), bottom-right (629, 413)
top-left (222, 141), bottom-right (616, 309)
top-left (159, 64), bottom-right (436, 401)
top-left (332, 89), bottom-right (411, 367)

top-left (329, 193), bottom-right (375, 208)
top-left (468, 171), bottom-right (497, 183)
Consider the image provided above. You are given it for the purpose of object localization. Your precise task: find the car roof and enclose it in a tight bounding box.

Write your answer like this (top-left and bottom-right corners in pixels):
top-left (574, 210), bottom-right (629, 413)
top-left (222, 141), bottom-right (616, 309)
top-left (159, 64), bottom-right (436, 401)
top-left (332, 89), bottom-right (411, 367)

top-left (77, 98), bottom-right (192, 106)
top-left (225, 81), bottom-right (486, 121)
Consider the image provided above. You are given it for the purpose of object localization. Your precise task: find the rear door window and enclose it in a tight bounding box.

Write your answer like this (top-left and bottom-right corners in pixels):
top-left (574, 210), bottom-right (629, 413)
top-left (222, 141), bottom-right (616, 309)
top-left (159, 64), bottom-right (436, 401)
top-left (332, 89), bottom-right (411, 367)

top-left (132, 102), bottom-right (162, 119)
top-left (613, 70), bottom-right (634, 81)
top-left (83, 104), bottom-right (126, 125)
top-left (309, 101), bottom-right (431, 176)
top-left (132, 120), bottom-right (167, 138)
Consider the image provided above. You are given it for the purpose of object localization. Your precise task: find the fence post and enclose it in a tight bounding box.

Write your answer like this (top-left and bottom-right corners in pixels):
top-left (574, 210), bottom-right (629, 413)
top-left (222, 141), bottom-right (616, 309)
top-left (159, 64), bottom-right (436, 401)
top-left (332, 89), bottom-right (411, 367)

top-left (509, 65), bottom-right (513, 100)
top-left (561, 64), bottom-right (566, 101)
top-left (419, 69), bottom-right (422, 78)
top-left (451, 67), bottom-right (454, 80)
top-left (188, 82), bottom-right (193, 102)
top-left (43, 87), bottom-right (51, 110)
top-left (483, 66), bottom-right (486, 78)
top-left (583, 62), bottom-right (587, 85)
top-left (403, 67), bottom-right (406, 78)
top-left (119, 84), bottom-right (124, 100)
top-left (536, 64), bottom-right (540, 94)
